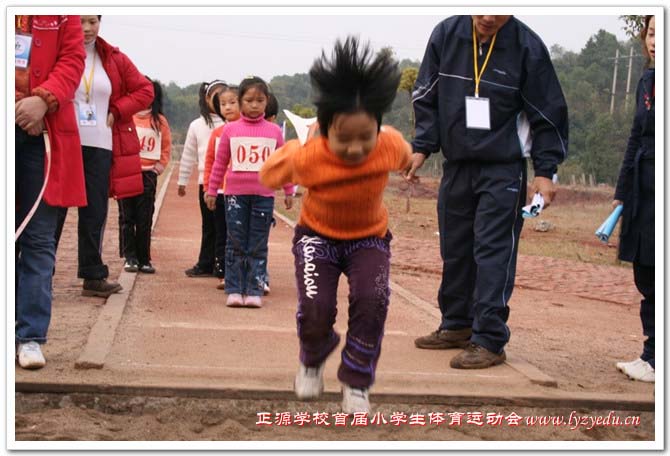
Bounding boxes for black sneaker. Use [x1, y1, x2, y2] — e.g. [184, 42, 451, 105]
[139, 263, 156, 274]
[184, 264, 213, 277]
[124, 258, 139, 273]
[82, 279, 123, 298]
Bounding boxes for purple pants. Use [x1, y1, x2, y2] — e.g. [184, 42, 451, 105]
[292, 225, 392, 389]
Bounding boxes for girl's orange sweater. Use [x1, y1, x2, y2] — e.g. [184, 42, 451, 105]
[203, 124, 226, 193]
[260, 126, 411, 240]
[133, 112, 171, 173]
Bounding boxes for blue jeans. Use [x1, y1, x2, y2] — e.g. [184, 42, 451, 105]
[15, 126, 59, 344]
[225, 195, 274, 296]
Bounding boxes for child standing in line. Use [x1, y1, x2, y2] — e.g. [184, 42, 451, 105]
[177, 80, 227, 278]
[206, 77, 294, 308]
[119, 77, 171, 273]
[259, 37, 410, 414]
[203, 85, 241, 290]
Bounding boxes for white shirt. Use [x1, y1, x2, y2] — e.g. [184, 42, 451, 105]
[178, 115, 224, 186]
[74, 40, 113, 150]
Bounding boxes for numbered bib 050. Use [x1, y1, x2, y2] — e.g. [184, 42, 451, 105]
[230, 137, 276, 172]
[136, 126, 162, 160]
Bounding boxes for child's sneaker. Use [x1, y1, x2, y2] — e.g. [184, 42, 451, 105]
[216, 279, 226, 290]
[123, 258, 139, 273]
[139, 263, 156, 274]
[294, 362, 325, 400]
[341, 384, 370, 414]
[243, 295, 262, 308]
[263, 283, 271, 295]
[616, 357, 644, 374]
[17, 341, 46, 369]
[226, 293, 244, 307]
[622, 360, 655, 383]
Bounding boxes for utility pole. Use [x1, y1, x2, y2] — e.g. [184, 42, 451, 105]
[610, 48, 619, 115]
[624, 46, 634, 111]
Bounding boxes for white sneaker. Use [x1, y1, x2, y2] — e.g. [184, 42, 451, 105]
[17, 341, 46, 369]
[294, 362, 325, 400]
[616, 357, 644, 374]
[623, 360, 655, 383]
[342, 384, 370, 414]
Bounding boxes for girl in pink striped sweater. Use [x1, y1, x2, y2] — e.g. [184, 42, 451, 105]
[206, 76, 293, 308]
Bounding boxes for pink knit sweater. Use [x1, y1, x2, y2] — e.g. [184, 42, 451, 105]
[207, 114, 291, 197]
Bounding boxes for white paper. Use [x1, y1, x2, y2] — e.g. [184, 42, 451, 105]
[522, 192, 545, 218]
[465, 96, 491, 130]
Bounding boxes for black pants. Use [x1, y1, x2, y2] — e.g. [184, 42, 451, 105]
[633, 262, 655, 368]
[118, 171, 158, 265]
[54, 146, 112, 280]
[214, 194, 227, 278]
[196, 184, 216, 272]
[437, 160, 526, 354]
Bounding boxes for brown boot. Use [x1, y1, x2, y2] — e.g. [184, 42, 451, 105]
[82, 279, 122, 298]
[449, 343, 506, 369]
[414, 328, 472, 349]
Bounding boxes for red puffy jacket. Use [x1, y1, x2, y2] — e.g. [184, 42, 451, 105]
[94, 36, 154, 199]
[27, 15, 87, 207]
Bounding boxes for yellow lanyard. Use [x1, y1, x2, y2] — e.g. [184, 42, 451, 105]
[472, 23, 497, 97]
[82, 51, 96, 104]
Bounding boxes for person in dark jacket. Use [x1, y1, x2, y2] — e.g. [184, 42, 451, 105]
[405, 15, 568, 369]
[15, 15, 86, 369]
[54, 15, 154, 298]
[613, 15, 655, 383]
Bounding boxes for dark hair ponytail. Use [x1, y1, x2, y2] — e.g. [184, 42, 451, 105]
[145, 76, 164, 133]
[309, 36, 400, 137]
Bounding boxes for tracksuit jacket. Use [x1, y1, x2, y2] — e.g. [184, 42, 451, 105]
[411, 15, 569, 178]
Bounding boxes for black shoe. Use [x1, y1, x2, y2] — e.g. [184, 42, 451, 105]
[185, 264, 213, 277]
[139, 263, 156, 274]
[82, 279, 123, 298]
[124, 258, 139, 273]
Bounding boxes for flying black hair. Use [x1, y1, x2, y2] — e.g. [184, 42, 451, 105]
[212, 85, 239, 120]
[265, 93, 279, 120]
[309, 36, 400, 137]
[145, 76, 164, 134]
[199, 80, 228, 128]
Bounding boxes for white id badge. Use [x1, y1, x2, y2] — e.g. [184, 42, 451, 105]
[15, 34, 33, 69]
[78, 104, 97, 126]
[465, 96, 491, 130]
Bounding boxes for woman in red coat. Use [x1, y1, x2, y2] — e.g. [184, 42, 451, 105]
[54, 15, 153, 298]
[15, 15, 86, 368]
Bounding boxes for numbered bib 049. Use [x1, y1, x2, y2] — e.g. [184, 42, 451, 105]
[137, 127, 162, 160]
[230, 137, 276, 172]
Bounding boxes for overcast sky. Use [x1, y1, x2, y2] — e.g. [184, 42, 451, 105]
[92, 12, 632, 88]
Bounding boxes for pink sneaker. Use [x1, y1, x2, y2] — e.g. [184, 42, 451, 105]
[243, 295, 262, 308]
[226, 293, 244, 307]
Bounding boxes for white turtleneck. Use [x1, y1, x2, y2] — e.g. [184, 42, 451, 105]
[74, 40, 113, 150]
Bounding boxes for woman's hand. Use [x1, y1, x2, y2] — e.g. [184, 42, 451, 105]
[612, 199, 623, 210]
[15, 96, 48, 133]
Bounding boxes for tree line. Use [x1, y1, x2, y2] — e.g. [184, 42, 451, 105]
[162, 21, 648, 185]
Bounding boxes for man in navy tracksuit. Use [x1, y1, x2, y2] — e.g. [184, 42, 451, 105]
[405, 16, 568, 369]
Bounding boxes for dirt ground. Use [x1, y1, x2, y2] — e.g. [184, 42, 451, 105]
[14, 170, 656, 445]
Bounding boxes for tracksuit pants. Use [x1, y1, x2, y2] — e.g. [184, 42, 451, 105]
[118, 170, 158, 265]
[633, 262, 654, 368]
[437, 160, 527, 354]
